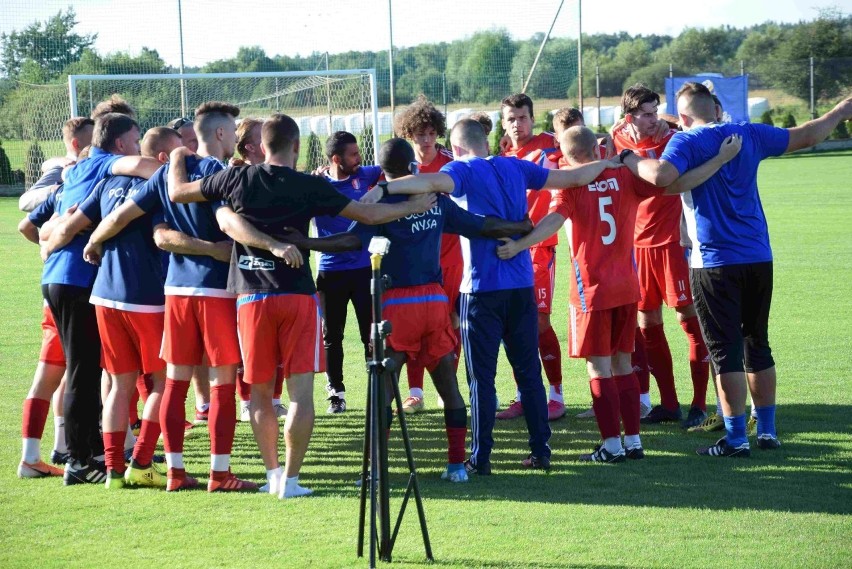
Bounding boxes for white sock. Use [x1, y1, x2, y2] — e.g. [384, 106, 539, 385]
[640, 392, 652, 408]
[166, 452, 184, 469]
[272, 398, 281, 407]
[53, 416, 67, 453]
[515, 389, 522, 402]
[549, 385, 563, 403]
[124, 426, 136, 451]
[602, 437, 623, 454]
[211, 454, 230, 472]
[22, 438, 40, 463]
[197, 402, 210, 413]
[241, 400, 251, 411]
[624, 434, 642, 449]
[266, 467, 283, 495]
[280, 475, 313, 499]
[409, 388, 423, 399]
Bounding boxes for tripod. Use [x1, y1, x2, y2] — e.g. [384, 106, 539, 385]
[357, 241, 433, 567]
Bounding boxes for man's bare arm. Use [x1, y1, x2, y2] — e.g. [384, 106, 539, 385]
[479, 215, 534, 238]
[543, 159, 620, 189]
[277, 227, 362, 253]
[42, 209, 93, 259]
[786, 96, 852, 153]
[495, 212, 566, 260]
[215, 207, 303, 267]
[153, 224, 232, 263]
[18, 217, 40, 244]
[341, 193, 437, 225]
[361, 173, 454, 203]
[111, 155, 162, 179]
[633, 157, 681, 187]
[167, 147, 206, 203]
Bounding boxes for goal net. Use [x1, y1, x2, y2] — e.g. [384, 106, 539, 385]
[68, 69, 380, 169]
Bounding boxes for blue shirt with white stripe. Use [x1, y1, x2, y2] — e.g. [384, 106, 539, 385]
[661, 122, 789, 269]
[440, 155, 549, 293]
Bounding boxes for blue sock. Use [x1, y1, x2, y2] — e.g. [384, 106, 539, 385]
[446, 462, 465, 473]
[755, 405, 776, 438]
[723, 414, 748, 447]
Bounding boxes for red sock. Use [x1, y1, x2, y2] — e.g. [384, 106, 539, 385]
[615, 373, 641, 436]
[632, 328, 650, 394]
[210, 384, 237, 456]
[640, 324, 679, 410]
[589, 377, 621, 440]
[159, 379, 189, 454]
[137, 373, 153, 402]
[680, 316, 710, 411]
[407, 362, 425, 391]
[129, 386, 140, 425]
[236, 368, 250, 402]
[133, 419, 161, 466]
[22, 397, 50, 439]
[273, 367, 284, 400]
[443, 407, 467, 463]
[103, 431, 127, 473]
[538, 325, 563, 389]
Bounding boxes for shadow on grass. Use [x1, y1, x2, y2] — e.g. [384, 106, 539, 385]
[271, 402, 852, 516]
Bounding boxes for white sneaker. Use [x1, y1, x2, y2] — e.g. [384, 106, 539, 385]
[576, 406, 596, 419]
[239, 402, 251, 423]
[436, 395, 445, 409]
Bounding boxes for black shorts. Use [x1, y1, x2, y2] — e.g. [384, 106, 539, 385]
[690, 262, 774, 375]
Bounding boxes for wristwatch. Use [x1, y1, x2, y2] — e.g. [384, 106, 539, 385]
[377, 181, 389, 199]
[618, 149, 635, 163]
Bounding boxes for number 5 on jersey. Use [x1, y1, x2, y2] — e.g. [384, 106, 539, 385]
[598, 196, 616, 245]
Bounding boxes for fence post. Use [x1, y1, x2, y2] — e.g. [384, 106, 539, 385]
[809, 56, 816, 120]
[595, 64, 601, 128]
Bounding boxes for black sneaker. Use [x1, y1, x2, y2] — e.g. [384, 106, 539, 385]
[681, 406, 707, 429]
[63, 458, 107, 485]
[624, 446, 645, 460]
[697, 437, 751, 457]
[640, 404, 683, 424]
[327, 395, 346, 414]
[521, 454, 551, 470]
[123, 448, 165, 464]
[51, 450, 70, 465]
[756, 435, 781, 450]
[463, 459, 492, 476]
[579, 446, 626, 463]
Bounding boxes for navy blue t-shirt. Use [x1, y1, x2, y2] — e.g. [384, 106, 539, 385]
[315, 165, 382, 271]
[78, 175, 165, 310]
[133, 156, 232, 297]
[350, 194, 486, 288]
[28, 187, 61, 228]
[440, 155, 549, 293]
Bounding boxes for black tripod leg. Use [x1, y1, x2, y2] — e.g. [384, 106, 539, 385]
[357, 364, 373, 558]
[369, 365, 381, 568]
[378, 370, 392, 562]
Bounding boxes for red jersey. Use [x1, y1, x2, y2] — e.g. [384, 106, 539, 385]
[419, 148, 460, 268]
[502, 132, 559, 247]
[612, 129, 681, 247]
[549, 167, 661, 312]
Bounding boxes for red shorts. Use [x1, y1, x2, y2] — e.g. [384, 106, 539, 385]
[95, 306, 166, 375]
[162, 295, 241, 367]
[237, 293, 324, 384]
[441, 261, 463, 314]
[39, 304, 65, 366]
[568, 303, 638, 358]
[531, 245, 556, 314]
[383, 283, 457, 370]
[636, 242, 692, 311]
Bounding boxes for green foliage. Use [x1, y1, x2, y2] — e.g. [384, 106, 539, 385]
[24, 141, 45, 187]
[781, 112, 798, 128]
[831, 120, 850, 139]
[445, 30, 516, 104]
[760, 111, 775, 126]
[359, 125, 375, 165]
[0, 7, 96, 80]
[0, 141, 14, 184]
[538, 111, 554, 134]
[304, 132, 323, 173]
[491, 116, 506, 156]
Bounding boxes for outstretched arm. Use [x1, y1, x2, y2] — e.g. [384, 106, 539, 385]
[275, 227, 362, 253]
[341, 193, 437, 225]
[495, 211, 566, 260]
[111, 155, 162, 179]
[361, 174, 454, 203]
[42, 209, 93, 260]
[479, 215, 534, 239]
[543, 159, 621, 189]
[153, 225, 232, 263]
[167, 147, 206, 203]
[215, 206, 303, 268]
[786, 96, 852, 153]
[82, 200, 147, 264]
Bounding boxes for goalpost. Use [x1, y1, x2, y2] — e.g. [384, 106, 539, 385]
[67, 69, 381, 165]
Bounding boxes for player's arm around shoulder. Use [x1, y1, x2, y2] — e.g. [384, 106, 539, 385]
[112, 155, 162, 180]
[496, 211, 566, 260]
[342, 193, 437, 225]
[544, 158, 622, 189]
[167, 147, 206, 203]
[785, 95, 852, 153]
[661, 135, 742, 195]
[360, 173, 454, 204]
[41, 207, 93, 261]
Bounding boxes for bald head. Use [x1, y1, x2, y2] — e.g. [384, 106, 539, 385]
[676, 82, 717, 127]
[559, 126, 598, 165]
[450, 118, 489, 157]
[141, 127, 183, 161]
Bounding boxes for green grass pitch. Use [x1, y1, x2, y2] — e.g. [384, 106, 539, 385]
[0, 150, 850, 568]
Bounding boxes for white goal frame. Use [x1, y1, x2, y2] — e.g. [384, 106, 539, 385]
[67, 69, 380, 157]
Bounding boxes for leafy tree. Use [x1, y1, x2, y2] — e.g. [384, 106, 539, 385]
[446, 31, 515, 104]
[0, 8, 96, 79]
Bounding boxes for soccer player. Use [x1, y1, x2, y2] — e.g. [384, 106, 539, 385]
[167, 117, 199, 153]
[91, 94, 136, 120]
[17, 188, 68, 477]
[85, 102, 248, 491]
[40, 111, 162, 485]
[364, 119, 621, 472]
[44, 127, 184, 488]
[314, 131, 382, 414]
[167, 112, 438, 498]
[630, 83, 852, 457]
[468, 111, 493, 136]
[496, 126, 740, 461]
[613, 84, 713, 428]
[395, 96, 458, 413]
[496, 94, 565, 422]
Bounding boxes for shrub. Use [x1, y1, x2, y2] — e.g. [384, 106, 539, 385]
[781, 113, 797, 128]
[304, 132, 323, 173]
[491, 116, 506, 155]
[831, 120, 849, 140]
[25, 141, 45, 188]
[359, 125, 375, 165]
[0, 141, 14, 185]
[760, 111, 774, 126]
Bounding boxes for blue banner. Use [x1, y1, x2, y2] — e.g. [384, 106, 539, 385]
[665, 75, 749, 123]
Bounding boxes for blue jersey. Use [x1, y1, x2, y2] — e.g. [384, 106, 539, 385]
[78, 176, 165, 311]
[441, 156, 549, 293]
[41, 147, 121, 287]
[315, 166, 382, 271]
[28, 187, 60, 228]
[350, 194, 486, 288]
[133, 156, 233, 297]
[661, 122, 789, 268]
